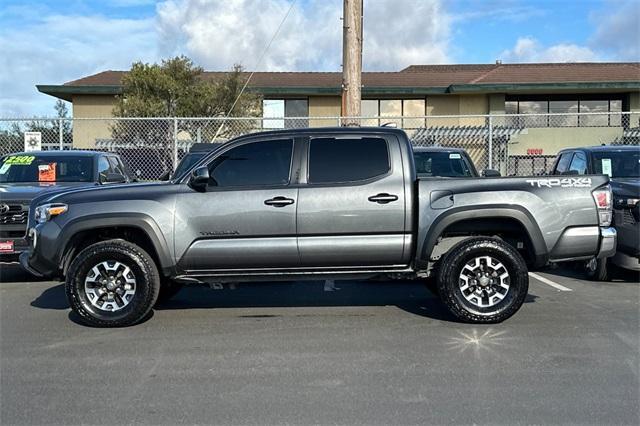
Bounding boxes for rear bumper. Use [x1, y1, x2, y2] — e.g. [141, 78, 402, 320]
[596, 227, 617, 259]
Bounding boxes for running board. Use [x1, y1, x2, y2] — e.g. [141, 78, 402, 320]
[174, 266, 414, 284]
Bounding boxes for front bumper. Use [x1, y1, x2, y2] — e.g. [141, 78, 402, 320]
[596, 227, 617, 259]
[0, 237, 29, 261]
[19, 223, 62, 278]
[611, 251, 640, 272]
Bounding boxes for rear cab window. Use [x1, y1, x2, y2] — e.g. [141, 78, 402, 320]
[307, 137, 390, 184]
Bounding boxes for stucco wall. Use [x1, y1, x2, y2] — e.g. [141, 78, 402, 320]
[71, 95, 117, 148]
[508, 127, 624, 156]
[308, 96, 341, 126]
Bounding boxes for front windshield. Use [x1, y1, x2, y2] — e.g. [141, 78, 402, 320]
[0, 154, 94, 183]
[592, 150, 640, 178]
[414, 151, 474, 177]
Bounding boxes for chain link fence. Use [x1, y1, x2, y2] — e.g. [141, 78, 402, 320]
[1, 112, 638, 179]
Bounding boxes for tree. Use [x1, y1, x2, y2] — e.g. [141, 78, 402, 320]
[112, 56, 261, 144]
[0, 100, 72, 155]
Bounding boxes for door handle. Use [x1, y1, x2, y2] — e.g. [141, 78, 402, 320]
[264, 196, 295, 207]
[368, 193, 399, 204]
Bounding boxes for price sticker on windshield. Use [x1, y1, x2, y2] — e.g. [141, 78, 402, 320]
[449, 153, 461, 159]
[38, 163, 56, 182]
[3, 155, 35, 165]
[601, 159, 612, 177]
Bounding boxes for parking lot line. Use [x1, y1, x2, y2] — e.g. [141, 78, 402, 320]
[528, 272, 573, 292]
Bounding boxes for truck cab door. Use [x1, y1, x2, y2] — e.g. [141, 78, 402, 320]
[296, 134, 409, 267]
[174, 138, 300, 271]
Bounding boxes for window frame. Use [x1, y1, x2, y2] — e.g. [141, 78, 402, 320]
[204, 137, 296, 190]
[304, 135, 393, 186]
[568, 151, 588, 175]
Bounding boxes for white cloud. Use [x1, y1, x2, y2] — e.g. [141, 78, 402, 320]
[0, 14, 158, 116]
[499, 36, 599, 63]
[590, 0, 640, 61]
[156, 0, 452, 71]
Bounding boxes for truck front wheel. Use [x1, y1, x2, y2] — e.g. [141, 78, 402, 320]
[65, 240, 160, 327]
[436, 237, 529, 323]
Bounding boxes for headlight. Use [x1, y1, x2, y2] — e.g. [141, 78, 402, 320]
[34, 203, 68, 224]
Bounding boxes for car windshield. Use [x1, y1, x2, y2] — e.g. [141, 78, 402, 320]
[592, 150, 640, 178]
[414, 151, 474, 177]
[0, 154, 94, 183]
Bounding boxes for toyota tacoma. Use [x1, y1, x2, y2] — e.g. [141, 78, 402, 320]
[20, 128, 616, 326]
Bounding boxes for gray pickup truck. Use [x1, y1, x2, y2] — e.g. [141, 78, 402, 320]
[21, 128, 616, 327]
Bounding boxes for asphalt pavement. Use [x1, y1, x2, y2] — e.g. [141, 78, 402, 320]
[1, 263, 639, 425]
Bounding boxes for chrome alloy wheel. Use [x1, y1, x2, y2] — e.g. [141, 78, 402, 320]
[84, 261, 137, 312]
[458, 256, 510, 308]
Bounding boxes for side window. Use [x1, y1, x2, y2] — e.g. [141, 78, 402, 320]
[568, 152, 588, 175]
[98, 156, 110, 180]
[308, 137, 390, 183]
[208, 139, 293, 187]
[554, 152, 573, 175]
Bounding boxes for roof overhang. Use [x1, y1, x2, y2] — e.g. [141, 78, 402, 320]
[36, 85, 122, 101]
[448, 81, 640, 94]
[37, 81, 640, 101]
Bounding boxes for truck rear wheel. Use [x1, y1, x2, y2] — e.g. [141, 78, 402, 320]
[65, 240, 160, 327]
[436, 237, 528, 323]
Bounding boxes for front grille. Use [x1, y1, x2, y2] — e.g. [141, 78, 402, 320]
[0, 202, 28, 237]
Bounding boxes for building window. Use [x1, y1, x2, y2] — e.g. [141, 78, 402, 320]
[360, 99, 426, 128]
[549, 100, 578, 127]
[262, 99, 308, 129]
[403, 99, 426, 128]
[506, 96, 624, 128]
[361, 99, 379, 126]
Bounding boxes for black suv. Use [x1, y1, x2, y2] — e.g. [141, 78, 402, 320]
[551, 145, 640, 279]
[0, 151, 133, 261]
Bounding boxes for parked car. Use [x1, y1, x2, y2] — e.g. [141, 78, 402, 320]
[0, 151, 133, 261]
[21, 128, 614, 327]
[551, 145, 639, 280]
[159, 143, 218, 181]
[412, 146, 501, 178]
[413, 147, 479, 178]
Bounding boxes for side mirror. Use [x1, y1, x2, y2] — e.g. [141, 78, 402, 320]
[482, 169, 501, 177]
[158, 170, 171, 181]
[188, 166, 209, 192]
[100, 172, 127, 184]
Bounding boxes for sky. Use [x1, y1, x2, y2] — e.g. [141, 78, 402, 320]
[0, 0, 638, 117]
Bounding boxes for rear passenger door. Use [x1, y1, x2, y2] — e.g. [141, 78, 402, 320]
[296, 134, 408, 267]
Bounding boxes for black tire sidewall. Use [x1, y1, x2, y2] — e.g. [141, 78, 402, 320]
[66, 241, 159, 326]
[438, 238, 529, 322]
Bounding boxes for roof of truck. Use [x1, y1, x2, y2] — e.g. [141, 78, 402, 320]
[2, 150, 106, 158]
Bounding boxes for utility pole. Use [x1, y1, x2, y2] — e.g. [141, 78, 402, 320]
[341, 0, 363, 126]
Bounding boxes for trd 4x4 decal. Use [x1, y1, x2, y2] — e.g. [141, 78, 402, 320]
[526, 177, 592, 188]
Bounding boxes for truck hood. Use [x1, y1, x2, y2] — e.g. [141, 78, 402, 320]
[0, 182, 96, 202]
[40, 181, 178, 206]
[610, 178, 640, 199]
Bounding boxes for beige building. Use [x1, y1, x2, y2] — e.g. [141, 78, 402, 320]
[38, 62, 640, 164]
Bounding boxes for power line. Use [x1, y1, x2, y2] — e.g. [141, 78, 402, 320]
[212, 0, 297, 141]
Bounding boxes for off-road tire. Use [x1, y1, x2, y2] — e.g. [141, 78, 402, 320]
[436, 237, 529, 323]
[585, 257, 609, 281]
[66, 239, 160, 327]
[156, 279, 183, 305]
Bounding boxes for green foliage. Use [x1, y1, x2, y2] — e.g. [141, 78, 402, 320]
[113, 57, 261, 118]
[111, 57, 262, 149]
[0, 100, 72, 155]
